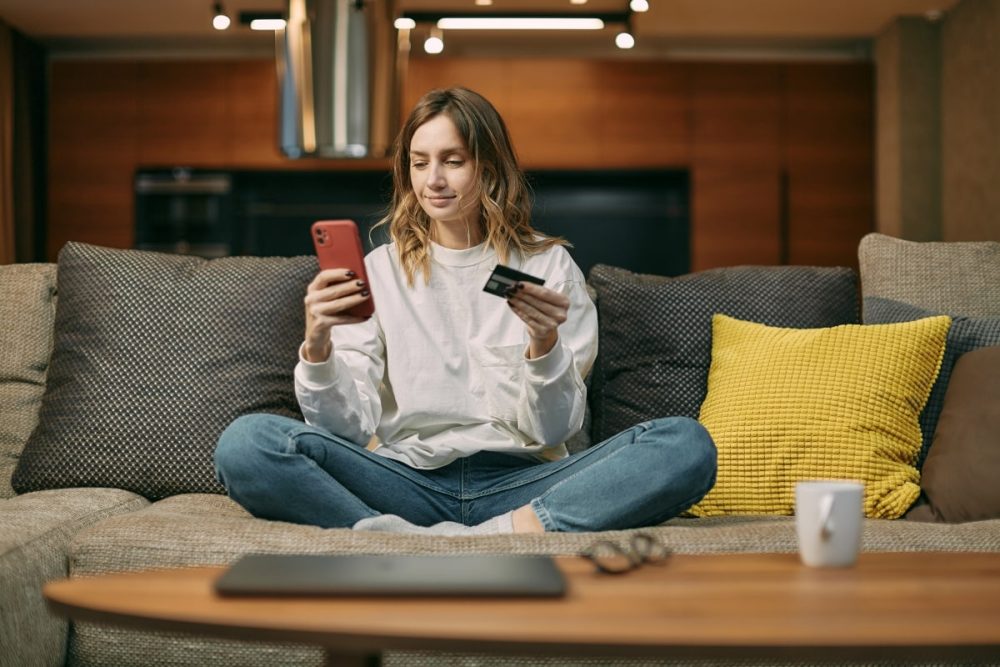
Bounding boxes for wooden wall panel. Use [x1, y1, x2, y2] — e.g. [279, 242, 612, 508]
[47, 58, 286, 258]
[784, 63, 874, 169]
[47, 57, 874, 270]
[48, 171, 137, 250]
[592, 61, 690, 168]
[689, 64, 783, 269]
[402, 58, 605, 168]
[691, 64, 783, 169]
[784, 64, 875, 268]
[691, 166, 782, 270]
[787, 168, 873, 267]
[504, 60, 603, 167]
[137, 61, 232, 166]
[227, 60, 285, 166]
[48, 61, 139, 256]
[403, 58, 691, 168]
[403, 58, 513, 119]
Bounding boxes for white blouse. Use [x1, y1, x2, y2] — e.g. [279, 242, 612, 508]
[294, 240, 598, 470]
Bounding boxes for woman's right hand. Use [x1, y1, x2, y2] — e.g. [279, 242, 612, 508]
[303, 268, 371, 363]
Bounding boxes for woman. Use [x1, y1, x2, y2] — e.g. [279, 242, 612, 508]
[214, 87, 716, 534]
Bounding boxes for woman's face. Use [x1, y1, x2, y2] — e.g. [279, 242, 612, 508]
[409, 114, 480, 234]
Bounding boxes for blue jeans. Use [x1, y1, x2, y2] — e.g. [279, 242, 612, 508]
[214, 414, 716, 532]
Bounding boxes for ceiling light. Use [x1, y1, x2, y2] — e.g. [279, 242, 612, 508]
[424, 28, 444, 54]
[397, 11, 631, 41]
[436, 17, 605, 30]
[251, 18, 287, 30]
[475, 0, 494, 5]
[239, 11, 286, 31]
[615, 31, 635, 49]
[212, 2, 231, 30]
[630, 0, 649, 12]
[570, 0, 588, 5]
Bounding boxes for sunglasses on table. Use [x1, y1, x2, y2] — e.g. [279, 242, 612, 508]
[580, 532, 671, 575]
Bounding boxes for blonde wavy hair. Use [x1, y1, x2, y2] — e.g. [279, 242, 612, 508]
[374, 87, 566, 285]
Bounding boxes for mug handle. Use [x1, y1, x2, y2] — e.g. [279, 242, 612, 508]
[819, 493, 835, 539]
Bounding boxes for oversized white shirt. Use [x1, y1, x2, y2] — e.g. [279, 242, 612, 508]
[294, 240, 598, 469]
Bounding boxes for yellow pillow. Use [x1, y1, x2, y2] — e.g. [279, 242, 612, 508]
[690, 313, 951, 519]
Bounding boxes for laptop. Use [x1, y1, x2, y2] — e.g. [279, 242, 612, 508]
[214, 553, 567, 598]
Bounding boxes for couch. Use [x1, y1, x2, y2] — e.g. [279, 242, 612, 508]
[2, 233, 999, 667]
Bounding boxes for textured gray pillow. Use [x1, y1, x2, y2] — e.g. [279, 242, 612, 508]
[0, 264, 57, 498]
[587, 264, 859, 443]
[859, 233, 1000, 317]
[864, 297, 1000, 468]
[12, 243, 316, 500]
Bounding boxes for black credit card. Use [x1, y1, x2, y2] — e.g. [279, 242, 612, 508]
[483, 264, 545, 297]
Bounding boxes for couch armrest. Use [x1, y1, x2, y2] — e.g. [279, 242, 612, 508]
[0, 488, 148, 667]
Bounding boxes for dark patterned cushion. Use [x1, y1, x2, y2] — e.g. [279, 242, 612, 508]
[587, 264, 859, 443]
[863, 296, 1000, 468]
[12, 243, 316, 500]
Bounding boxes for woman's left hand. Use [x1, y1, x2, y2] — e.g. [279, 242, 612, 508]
[506, 282, 570, 359]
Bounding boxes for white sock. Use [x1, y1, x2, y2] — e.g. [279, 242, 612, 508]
[353, 511, 514, 535]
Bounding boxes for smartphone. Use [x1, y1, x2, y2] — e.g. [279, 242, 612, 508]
[311, 219, 374, 319]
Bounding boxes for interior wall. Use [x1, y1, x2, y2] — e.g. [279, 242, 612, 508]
[0, 21, 14, 264]
[47, 57, 873, 271]
[875, 26, 903, 240]
[876, 0, 1000, 243]
[405, 58, 874, 271]
[875, 18, 942, 241]
[941, 0, 1000, 241]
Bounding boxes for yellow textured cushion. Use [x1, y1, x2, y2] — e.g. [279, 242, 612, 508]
[690, 313, 951, 519]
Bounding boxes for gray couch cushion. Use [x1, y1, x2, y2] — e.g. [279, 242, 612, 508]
[72, 494, 1000, 572]
[0, 487, 147, 667]
[858, 232, 1000, 317]
[0, 263, 56, 499]
[12, 243, 317, 500]
[864, 297, 1000, 467]
[587, 264, 859, 442]
[65, 494, 1000, 667]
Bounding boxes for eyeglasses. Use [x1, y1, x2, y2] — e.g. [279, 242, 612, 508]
[580, 532, 671, 575]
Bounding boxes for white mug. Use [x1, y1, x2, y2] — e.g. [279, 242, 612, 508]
[795, 480, 864, 567]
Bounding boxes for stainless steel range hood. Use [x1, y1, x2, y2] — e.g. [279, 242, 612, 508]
[278, 0, 395, 159]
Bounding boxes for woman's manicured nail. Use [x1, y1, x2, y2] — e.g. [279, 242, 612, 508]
[361, 290, 370, 297]
[356, 280, 366, 287]
[346, 271, 356, 278]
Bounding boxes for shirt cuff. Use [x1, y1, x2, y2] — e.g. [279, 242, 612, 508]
[524, 341, 571, 383]
[296, 342, 337, 387]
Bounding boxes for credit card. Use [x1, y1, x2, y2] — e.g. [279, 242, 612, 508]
[483, 264, 545, 297]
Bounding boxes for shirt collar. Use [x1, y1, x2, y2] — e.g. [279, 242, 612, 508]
[429, 240, 497, 268]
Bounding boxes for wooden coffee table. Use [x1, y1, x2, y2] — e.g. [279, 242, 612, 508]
[44, 552, 1000, 666]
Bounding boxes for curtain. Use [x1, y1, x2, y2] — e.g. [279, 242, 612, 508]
[0, 19, 46, 264]
[0, 21, 14, 264]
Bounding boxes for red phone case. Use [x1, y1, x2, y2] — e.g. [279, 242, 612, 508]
[311, 219, 374, 319]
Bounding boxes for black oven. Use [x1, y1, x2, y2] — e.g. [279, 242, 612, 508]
[133, 167, 688, 277]
[134, 168, 234, 258]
